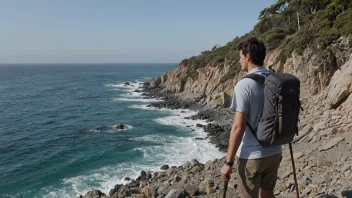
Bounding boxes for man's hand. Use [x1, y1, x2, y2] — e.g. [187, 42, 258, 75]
[221, 164, 232, 181]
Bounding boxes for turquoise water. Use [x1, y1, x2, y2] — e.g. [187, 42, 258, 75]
[0, 64, 224, 198]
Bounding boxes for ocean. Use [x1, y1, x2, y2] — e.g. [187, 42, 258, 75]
[0, 64, 225, 198]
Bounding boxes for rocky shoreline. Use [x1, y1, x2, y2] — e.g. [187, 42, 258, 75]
[142, 87, 234, 153]
[79, 83, 352, 198]
[78, 85, 236, 198]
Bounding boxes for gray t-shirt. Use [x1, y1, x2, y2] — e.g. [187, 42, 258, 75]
[230, 67, 282, 159]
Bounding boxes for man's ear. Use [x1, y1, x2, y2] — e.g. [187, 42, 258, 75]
[246, 53, 251, 62]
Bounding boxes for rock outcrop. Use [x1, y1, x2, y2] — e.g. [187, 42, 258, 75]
[148, 37, 352, 112]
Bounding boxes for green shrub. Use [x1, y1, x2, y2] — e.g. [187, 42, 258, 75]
[334, 8, 352, 35]
[260, 27, 287, 50]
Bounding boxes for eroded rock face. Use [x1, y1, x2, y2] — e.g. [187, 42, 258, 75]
[149, 37, 351, 110]
[268, 37, 351, 99]
[325, 54, 352, 108]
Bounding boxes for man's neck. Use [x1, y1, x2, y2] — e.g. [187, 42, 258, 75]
[247, 63, 261, 73]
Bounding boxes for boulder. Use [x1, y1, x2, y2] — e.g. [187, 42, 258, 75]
[196, 123, 203, 127]
[326, 54, 352, 108]
[83, 190, 105, 198]
[161, 165, 169, 170]
[165, 187, 189, 198]
[116, 124, 126, 129]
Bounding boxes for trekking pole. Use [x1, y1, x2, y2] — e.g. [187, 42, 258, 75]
[289, 143, 300, 198]
[222, 181, 228, 198]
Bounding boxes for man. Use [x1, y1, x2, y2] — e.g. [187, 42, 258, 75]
[221, 38, 282, 198]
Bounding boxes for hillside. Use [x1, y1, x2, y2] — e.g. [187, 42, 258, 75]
[148, 0, 352, 111]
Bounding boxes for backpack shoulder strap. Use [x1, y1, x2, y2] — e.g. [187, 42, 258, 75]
[243, 73, 265, 84]
[242, 73, 266, 139]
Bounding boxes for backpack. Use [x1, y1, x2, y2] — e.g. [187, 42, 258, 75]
[243, 68, 302, 146]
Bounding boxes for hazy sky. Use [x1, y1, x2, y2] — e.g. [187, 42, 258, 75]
[0, 0, 277, 63]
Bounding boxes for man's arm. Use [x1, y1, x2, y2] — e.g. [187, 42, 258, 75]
[221, 111, 247, 181]
[226, 111, 247, 163]
[222, 80, 249, 181]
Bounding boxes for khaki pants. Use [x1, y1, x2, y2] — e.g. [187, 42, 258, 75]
[236, 153, 282, 198]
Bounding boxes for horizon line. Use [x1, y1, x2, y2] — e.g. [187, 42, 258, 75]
[0, 62, 179, 65]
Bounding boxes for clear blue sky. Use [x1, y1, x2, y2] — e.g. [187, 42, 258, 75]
[0, 0, 277, 63]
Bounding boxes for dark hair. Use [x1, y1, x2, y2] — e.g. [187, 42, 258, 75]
[237, 37, 266, 66]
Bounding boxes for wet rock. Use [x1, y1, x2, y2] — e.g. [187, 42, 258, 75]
[182, 161, 190, 168]
[195, 137, 206, 140]
[190, 159, 199, 164]
[196, 124, 203, 127]
[204, 123, 224, 135]
[161, 165, 169, 170]
[115, 124, 127, 129]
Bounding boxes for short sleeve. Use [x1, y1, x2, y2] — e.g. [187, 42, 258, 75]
[229, 80, 250, 115]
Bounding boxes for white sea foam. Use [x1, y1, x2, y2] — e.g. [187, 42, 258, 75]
[105, 81, 144, 91]
[39, 79, 224, 198]
[129, 134, 174, 143]
[40, 107, 224, 197]
[114, 98, 163, 103]
[52, 133, 223, 196]
[128, 104, 150, 109]
[106, 80, 164, 104]
[130, 134, 224, 165]
[87, 129, 101, 133]
[121, 91, 144, 98]
[39, 121, 224, 198]
[41, 162, 159, 198]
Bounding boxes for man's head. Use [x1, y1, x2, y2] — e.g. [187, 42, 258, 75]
[237, 37, 266, 72]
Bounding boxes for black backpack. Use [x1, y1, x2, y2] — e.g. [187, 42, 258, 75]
[243, 68, 302, 146]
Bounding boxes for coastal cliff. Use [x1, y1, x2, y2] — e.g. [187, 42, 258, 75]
[148, 36, 352, 113]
